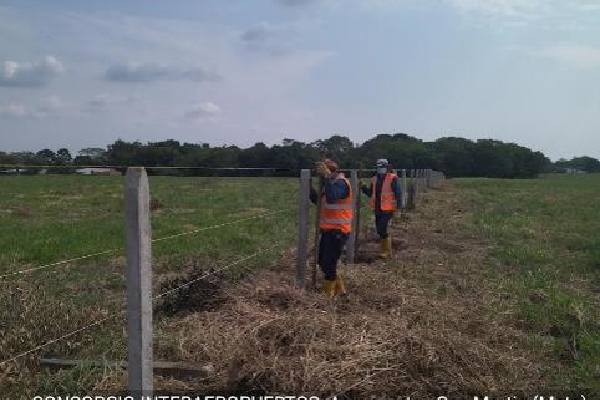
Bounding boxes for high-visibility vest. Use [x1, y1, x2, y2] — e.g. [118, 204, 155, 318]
[319, 173, 353, 234]
[370, 173, 398, 211]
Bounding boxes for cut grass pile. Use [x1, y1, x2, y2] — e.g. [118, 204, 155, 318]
[98, 183, 545, 397]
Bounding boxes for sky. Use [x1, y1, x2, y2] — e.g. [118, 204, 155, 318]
[1, 0, 599, 161]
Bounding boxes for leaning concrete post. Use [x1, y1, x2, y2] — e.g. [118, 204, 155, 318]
[346, 170, 358, 264]
[297, 169, 311, 288]
[125, 168, 153, 398]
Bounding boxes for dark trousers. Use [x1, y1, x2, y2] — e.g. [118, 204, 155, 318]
[375, 212, 393, 239]
[318, 231, 347, 281]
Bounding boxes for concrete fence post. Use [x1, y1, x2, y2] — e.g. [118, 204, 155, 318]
[427, 169, 432, 189]
[401, 169, 407, 209]
[297, 169, 311, 288]
[407, 169, 416, 210]
[125, 167, 153, 398]
[346, 169, 358, 264]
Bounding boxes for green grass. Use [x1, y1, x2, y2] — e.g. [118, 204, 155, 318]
[0, 175, 299, 270]
[0, 174, 301, 396]
[456, 173, 600, 392]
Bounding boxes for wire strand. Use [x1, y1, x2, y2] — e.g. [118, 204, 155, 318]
[0, 165, 291, 170]
[154, 243, 282, 301]
[0, 249, 119, 280]
[151, 210, 291, 243]
[0, 312, 122, 367]
[0, 243, 286, 366]
[0, 209, 294, 280]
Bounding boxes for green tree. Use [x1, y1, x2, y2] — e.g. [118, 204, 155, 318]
[55, 148, 72, 165]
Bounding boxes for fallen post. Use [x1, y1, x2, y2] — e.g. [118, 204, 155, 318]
[40, 359, 213, 380]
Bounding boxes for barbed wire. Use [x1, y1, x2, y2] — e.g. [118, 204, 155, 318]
[0, 209, 294, 280]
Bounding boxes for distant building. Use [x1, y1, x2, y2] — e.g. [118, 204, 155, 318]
[75, 167, 122, 176]
[564, 168, 586, 174]
[1, 168, 48, 174]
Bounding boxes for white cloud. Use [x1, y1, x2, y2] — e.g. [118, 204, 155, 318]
[536, 43, 600, 68]
[0, 95, 66, 119]
[447, 0, 539, 18]
[37, 95, 63, 112]
[0, 56, 64, 87]
[0, 104, 29, 118]
[184, 102, 221, 119]
[105, 61, 221, 83]
[444, 0, 600, 29]
[0, 8, 333, 150]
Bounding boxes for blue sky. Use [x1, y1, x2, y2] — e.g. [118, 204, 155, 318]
[1, 0, 599, 160]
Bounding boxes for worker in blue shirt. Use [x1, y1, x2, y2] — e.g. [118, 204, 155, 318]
[361, 159, 401, 259]
[310, 159, 352, 298]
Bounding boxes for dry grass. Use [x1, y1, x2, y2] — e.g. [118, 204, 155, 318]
[99, 184, 546, 397]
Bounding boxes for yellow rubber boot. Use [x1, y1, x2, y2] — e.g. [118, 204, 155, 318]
[322, 279, 336, 299]
[380, 237, 392, 259]
[334, 274, 346, 296]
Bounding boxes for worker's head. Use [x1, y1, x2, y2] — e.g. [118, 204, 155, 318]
[324, 158, 338, 173]
[376, 159, 388, 176]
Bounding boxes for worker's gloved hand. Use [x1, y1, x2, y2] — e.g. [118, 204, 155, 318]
[315, 161, 331, 179]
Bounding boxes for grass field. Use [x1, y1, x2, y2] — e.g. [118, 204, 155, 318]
[456, 174, 600, 391]
[0, 174, 301, 396]
[1, 173, 599, 396]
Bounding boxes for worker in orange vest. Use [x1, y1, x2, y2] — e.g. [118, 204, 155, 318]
[361, 159, 401, 259]
[310, 158, 353, 298]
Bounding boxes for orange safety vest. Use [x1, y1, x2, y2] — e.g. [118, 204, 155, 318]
[319, 173, 353, 234]
[370, 173, 398, 212]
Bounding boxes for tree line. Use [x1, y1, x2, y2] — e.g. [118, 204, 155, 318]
[0, 133, 596, 178]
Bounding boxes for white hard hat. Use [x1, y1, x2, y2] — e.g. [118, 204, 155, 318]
[376, 159, 389, 167]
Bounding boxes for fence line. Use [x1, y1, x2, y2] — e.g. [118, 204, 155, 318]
[296, 168, 446, 287]
[0, 243, 287, 368]
[0, 313, 123, 367]
[2, 166, 445, 395]
[154, 243, 283, 301]
[0, 165, 291, 171]
[151, 209, 292, 243]
[0, 209, 294, 280]
[0, 248, 119, 280]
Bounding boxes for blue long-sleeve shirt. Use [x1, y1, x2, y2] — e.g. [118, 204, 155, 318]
[310, 174, 349, 204]
[361, 173, 401, 213]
